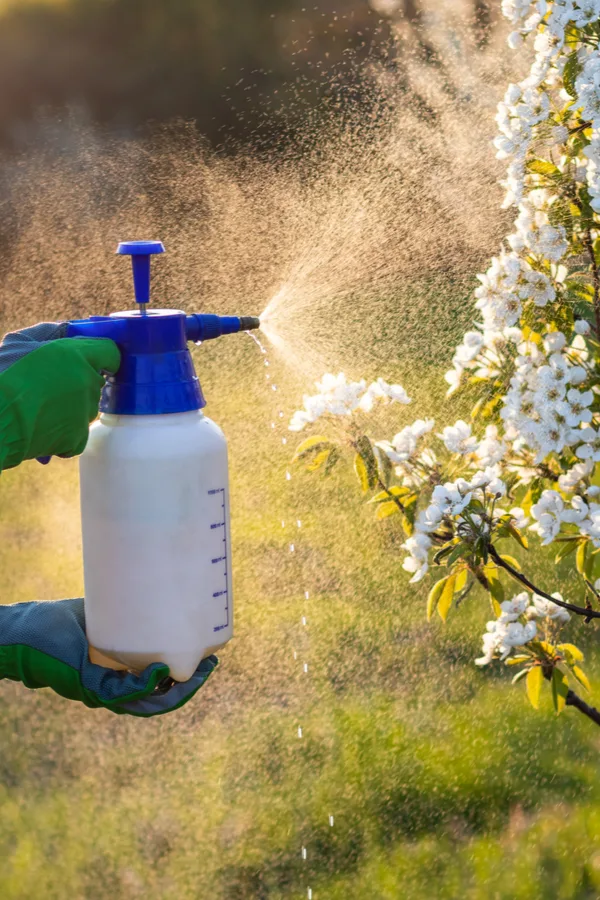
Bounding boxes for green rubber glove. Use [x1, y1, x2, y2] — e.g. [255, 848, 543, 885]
[0, 599, 219, 717]
[0, 329, 120, 471]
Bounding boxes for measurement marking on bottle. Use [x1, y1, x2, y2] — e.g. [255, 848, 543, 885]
[209, 487, 230, 632]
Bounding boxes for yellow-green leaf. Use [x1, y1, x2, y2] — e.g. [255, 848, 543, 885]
[307, 449, 331, 472]
[572, 665, 591, 692]
[526, 666, 543, 709]
[508, 523, 528, 550]
[506, 655, 531, 666]
[427, 577, 448, 622]
[376, 501, 400, 520]
[437, 574, 457, 623]
[354, 453, 369, 492]
[454, 569, 468, 593]
[293, 435, 331, 461]
[552, 668, 569, 715]
[500, 554, 521, 571]
[576, 540, 589, 576]
[557, 643, 584, 664]
[369, 486, 411, 503]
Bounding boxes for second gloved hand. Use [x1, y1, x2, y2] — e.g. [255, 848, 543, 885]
[0, 322, 120, 471]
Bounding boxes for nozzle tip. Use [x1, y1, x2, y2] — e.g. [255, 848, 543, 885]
[239, 316, 261, 331]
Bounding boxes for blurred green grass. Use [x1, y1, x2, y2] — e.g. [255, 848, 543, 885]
[2, 304, 600, 899]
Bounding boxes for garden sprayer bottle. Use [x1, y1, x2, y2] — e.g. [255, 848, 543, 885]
[66, 240, 259, 681]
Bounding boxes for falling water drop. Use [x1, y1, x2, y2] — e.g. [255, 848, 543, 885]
[282, 437, 287, 445]
[307, 889, 312, 900]
[290, 543, 295, 553]
[302, 616, 307, 626]
[286, 471, 292, 481]
[305, 591, 310, 600]
[329, 815, 334, 827]
[297, 519, 302, 527]
[282, 520, 286, 527]
[303, 663, 308, 673]
[302, 847, 307, 860]
[298, 726, 303, 738]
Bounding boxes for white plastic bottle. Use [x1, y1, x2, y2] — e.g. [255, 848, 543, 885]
[66, 240, 259, 683]
[80, 410, 233, 682]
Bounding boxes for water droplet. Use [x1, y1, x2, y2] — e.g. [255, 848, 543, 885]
[296, 519, 302, 528]
[266, 374, 271, 380]
[301, 616, 307, 626]
[264, 360, 270, 367]
[298, 726, 303, 738]
[302, 847, 307, 860]
[303, 663, 308, 673]
[289, 543, 295, 553]
[271, 384, 278, 391]
[307, 889, 312, 899]
[305, 591, 310, 600]
[282, 437, 287, 445]
[279, 411, 284, 418]
[293, 650, 297, 660]
[329, 815, 334, 827]
[286, 471, 292, 481]
[271, 422, 276, 429]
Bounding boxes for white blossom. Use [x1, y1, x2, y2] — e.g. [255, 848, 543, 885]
[439, 420, 479, 455]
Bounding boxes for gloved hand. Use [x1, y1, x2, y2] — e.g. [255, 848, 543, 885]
[0, 599, 218, 716]
[0, 321, 120, 471]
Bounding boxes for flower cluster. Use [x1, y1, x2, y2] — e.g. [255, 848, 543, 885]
[475, 589, 569, 666]
[289, 373, 410, 432]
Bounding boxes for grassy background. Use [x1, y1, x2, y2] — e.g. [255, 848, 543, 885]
[2, 285, 600, 900]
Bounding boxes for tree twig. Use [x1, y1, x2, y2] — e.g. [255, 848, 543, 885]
[566, 689, 600, 726]
[488, 544, 600, 622]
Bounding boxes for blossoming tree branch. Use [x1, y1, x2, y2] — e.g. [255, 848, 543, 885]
[289, 0, 600, 727]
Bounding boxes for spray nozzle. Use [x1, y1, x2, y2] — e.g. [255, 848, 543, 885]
[117, 240, 165, 314]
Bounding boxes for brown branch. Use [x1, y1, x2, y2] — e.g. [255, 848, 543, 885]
[566, 689, 600, 726]
[488, 545, 600, 622]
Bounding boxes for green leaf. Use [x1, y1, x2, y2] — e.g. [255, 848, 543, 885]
[557, 642, 584, 664]
[376, 501, 400, 520]
[402, 496, 417, 537]
[526, 666, 543, 709]
[526, 158, 562, 178]
[555, 541, 578, 564]
[508, 523, 529, 550]
[307, 449, 331, 472]
[437, 573, 457, 623]
[374, 445, 393, 488]
[293, 435, 331, 462]
[563, 50, 582, 99]
[324, 446, 341, 475]
[506, 655, 531, 665]
[447, 544, 467, 567]
[427, 577, 448, 622]
[572, 665, 591, 693]
[552, 668, 569, 715]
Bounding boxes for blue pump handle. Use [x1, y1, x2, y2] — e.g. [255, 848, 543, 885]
[117, 240, 165, 306]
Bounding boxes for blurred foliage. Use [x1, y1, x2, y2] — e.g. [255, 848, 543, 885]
[0, 0, 391, 151]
